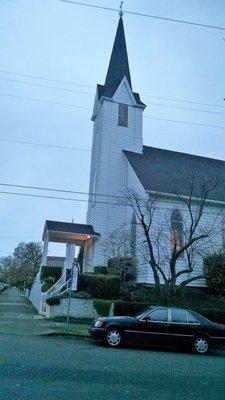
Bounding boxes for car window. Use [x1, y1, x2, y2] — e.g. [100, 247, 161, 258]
[148, 309, 168, 322]
[171, 309, 187, 323]
[187, 312, 199, 324]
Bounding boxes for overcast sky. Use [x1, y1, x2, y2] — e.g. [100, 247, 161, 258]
[0, 0, 225, 257]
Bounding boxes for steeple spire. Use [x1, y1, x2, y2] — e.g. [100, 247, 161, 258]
[104, 16, 132, 97]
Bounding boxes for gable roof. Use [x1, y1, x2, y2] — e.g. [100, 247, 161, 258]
[123, 146, 225, 202]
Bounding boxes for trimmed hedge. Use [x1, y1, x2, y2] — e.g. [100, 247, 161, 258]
[40, 266, 62, 282]
[77, 273, 121, 299]
[46, 296, 60, 306]
[93, 299, 112, 317]
[203, 253, 225, 295]
[94, 266, 108, 275]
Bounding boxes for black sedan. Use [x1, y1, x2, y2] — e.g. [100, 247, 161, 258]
[90, 306, 225, 354]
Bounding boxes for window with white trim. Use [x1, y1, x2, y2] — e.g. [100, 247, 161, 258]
[118, 103, 128, 127]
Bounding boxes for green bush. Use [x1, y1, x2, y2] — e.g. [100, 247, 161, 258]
[93, 299, 112, 317]
[108, 257, 137, 282]
[40, 266, 62, 282]
[46, 296, 60, 306]
[44, 276, 55, 284]
[94, 266, 108, 275]
[41, 282, 53, 293]
[203, 253, 225, 295]
[114, 301, 150, 316]
[77, 273, 121, 299]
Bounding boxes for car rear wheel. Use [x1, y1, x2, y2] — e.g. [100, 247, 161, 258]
[193, 336, 210, 355]
[105, 328, 123, 348]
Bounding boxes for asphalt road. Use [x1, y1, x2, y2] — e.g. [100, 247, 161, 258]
[0, 334, 225, 400]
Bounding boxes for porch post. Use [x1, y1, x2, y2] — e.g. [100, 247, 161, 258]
[36, 232, 49, 281]
[41, 232, 49, 266]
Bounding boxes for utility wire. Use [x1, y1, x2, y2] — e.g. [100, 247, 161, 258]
[147, 102, 225, 116]
[0, 138, 90, 152]
[0, 77, 92, 95]
[1, 93, 225, 127]
[145, 117, 225, 130]
[0, 183, 224, 216]
[1, 70, 224, 110]
[60, 0, 225, 31]
[0, 93, 90, 109]
[0, 69, 94, 88]
[0, 182, 122, 198]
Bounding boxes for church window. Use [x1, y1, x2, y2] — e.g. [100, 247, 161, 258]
[171, 209, 183, 253]
[118, 103, 128, 127]
[221, 217, 225, 248]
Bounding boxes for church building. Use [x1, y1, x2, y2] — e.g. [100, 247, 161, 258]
[83, 15, 225, 287]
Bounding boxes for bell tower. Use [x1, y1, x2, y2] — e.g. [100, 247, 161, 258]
[84, 16, 146, 269]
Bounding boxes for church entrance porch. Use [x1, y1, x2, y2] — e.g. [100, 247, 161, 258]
[29, 220, 100, 315]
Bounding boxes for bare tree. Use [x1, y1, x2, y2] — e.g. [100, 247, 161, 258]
[104, 229, 136, 282]
[121, 178, 220, 303]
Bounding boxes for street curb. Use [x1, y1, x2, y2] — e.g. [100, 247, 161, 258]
[43, 331, 90, 338]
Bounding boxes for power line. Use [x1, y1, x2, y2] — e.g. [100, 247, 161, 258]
[0, 138, 90, 152]
[142, 94, 225, 110]
[0, 183, 224, 216]
[1, 70, 224, 110]
[0, 182, 122, 198]
[0, 69, 94, 88]
[1, 92, 225, 128]
[145, 117, 225, 130]
[60, 0, 225, 31]
[0, 93, 90, 109]
[0, 190, 115, 205]
[147, 102, 225, 116]
[0, 77, 93, 95]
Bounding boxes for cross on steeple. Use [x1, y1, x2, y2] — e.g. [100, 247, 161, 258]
[119, 1, 124, 18]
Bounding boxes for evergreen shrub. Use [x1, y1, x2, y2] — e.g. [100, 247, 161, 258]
[77, 273, 121, 299]
[40, 266, 62, 282]
[93, 299, 112, 317]
[46, 296, 60, 306]
[94, 266, 108, 275]
[203, 253, 225, 295]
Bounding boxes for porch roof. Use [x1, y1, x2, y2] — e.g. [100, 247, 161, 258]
[42, 220, 100, 244]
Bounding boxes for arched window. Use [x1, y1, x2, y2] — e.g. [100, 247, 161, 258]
[171, 209, 183, 253]
[221, 217, 225, 248]
[130, 212, 136, 257]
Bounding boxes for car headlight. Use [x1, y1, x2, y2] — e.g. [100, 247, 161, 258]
[94, 320, 104, 328]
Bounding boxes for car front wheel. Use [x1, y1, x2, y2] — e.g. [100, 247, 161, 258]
[105, 328, 123, 348]
[193, 336, 210, 355]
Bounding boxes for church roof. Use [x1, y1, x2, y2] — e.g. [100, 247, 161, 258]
[123, 146, 225, 203]
[43, 220, 100, 238]
[96, 18, 145, 107]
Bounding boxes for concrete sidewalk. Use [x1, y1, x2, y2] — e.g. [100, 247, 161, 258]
[0, 287, 90, 337]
